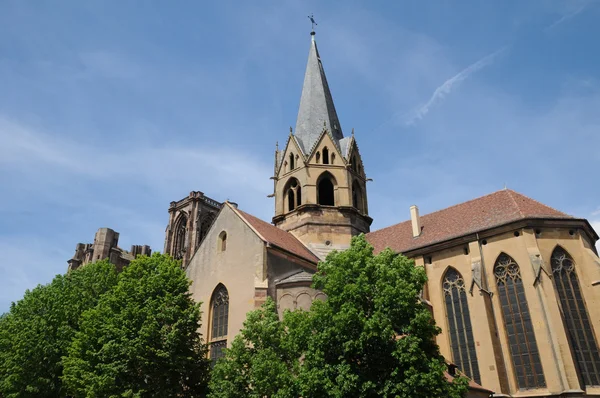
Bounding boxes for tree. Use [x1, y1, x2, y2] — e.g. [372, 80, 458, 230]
[62, 253, 209, 397]
[208, 298, 301, 398]
[208, 235, 468, 398]
[297, 235, 468, 398]
[0, 260, 118, 397]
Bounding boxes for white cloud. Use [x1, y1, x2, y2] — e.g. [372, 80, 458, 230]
[403, 47, 508, 125]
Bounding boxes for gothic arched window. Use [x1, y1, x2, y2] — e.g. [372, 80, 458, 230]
[196, 213, 215, 247]
[174, 214, 188, 260]
[316, 151, 320, 164]
[285, 178, 301, 212]
[322, 147, 329, 165]
[551, 247, 600, 386]
[317, 173, 335, 206]
[289, 153, 295, 170]
[210, 284, 229, 365]
[494, 253, 545, 389]
[352, 180, 364, 213]
[443, 268, 481, 384]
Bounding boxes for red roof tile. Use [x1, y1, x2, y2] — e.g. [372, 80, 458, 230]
[235, 208, 320, 264]
[366, 189, 572, 254]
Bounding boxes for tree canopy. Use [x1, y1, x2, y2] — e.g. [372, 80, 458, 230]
[209, 235, 468, 398]
[0, 260, 118, 397]
[62, 253, 209, 397]
[0, 253, 210, 398]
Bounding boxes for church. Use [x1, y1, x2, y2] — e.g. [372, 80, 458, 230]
[163, 31, 600, 397]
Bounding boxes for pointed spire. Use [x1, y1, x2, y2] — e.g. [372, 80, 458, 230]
[294, 32, 343, 155]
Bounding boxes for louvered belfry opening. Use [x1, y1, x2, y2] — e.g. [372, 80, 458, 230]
[494, 253, 545, 389]
[551, 247, 600, 386]
[443, 268, 481, 384]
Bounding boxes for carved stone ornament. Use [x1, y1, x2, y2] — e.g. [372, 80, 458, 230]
[469, 260, 483, 295]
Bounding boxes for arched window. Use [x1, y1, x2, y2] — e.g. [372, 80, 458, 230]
[196, 213, 215, 247]
[210, 284, 229, 365]
[289, 153, 295, 170]
[316, 152, 320, 164]
[443, 268, 481, 384]
[352, 180, 364, 213]
[551, 247, 600, 386]
[218, 231, 227, 252]
[285, 178, 301, 212]
[322, 147, 329, 164]
[317, 173, 335, 206]
[331, 153, 335, 164]
[494, 253, 545, 389]
[174, 214, 188, 260]
[352, 156, 357, 172]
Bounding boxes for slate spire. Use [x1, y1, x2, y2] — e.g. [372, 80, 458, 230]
[294, 31, 344, 154]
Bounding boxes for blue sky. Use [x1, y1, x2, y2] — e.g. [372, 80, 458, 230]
[1, 1, 600, 312]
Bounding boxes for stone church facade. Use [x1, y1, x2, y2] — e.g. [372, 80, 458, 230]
[69, 31, 600, 397]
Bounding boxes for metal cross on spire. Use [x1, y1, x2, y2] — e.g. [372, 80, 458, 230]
[308, 14, 317, 32]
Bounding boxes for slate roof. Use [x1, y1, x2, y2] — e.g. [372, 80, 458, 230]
[235, 208, 320, 264]
[366, 189, 573, 254]
[275, 270, 315, 286]
[294, 34, 344, 155]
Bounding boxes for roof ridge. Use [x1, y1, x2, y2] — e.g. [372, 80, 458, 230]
[369, 189, 510, 235]
[506, 188, 570, 217]
[506, 189, 524, 218]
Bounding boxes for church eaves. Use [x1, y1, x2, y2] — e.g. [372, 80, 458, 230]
[294, 32, 344, 155]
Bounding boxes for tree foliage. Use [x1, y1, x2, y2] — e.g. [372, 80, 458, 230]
[0, 260, 118, 397]
[208, 298, 301, 398]
[62, 253, 209, 397]
[209, 235, 469, 398]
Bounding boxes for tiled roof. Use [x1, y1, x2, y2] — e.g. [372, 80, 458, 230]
[235, 208, 320, 264]
[366, 189, 572, 254]
[444, 371, 494, 394]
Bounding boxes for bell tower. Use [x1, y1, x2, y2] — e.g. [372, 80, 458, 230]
[272, 31, 372, 259]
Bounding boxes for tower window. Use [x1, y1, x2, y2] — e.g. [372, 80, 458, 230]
[551, 247, 600, 386]
[316, 152, 320, 164]
[174, 214, 188, 260]
[352, 180, 364, 213]
[494, 253, 545, 389]
[317, 173, 335, 206]
[331, 153, 335, 164]
[197, 213, 215, 247]
[210, 284, 229, 365]
[289, 153, 295, 170]
[322, 147, 329, 165]
[443, 268, 481, 384]
[218, 231, 227, 252]
[285, 178, 301, 212]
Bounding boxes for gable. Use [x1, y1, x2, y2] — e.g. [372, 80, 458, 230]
[276, 135, 305, 178]
[346, 139, 366, 178]
[306, 129, 345, 166]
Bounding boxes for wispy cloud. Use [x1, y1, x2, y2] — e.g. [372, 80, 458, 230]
[403, 47, 508, 125]
[546, 1, 592, 31]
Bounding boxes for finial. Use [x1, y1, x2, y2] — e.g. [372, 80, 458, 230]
[308, 14, 317, 38]
[289, 126, 293, 134]
[276, 141, 279, 150]
[503, 182, 507, 190]
[323, 120, 327, 127]
[351, 128, 355, 136]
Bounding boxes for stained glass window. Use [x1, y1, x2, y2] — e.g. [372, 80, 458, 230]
[494, 253, 545, 389]
[210, 284, 229, 365]
[551, 247, 600, 386]
[443, 268, 481, 384]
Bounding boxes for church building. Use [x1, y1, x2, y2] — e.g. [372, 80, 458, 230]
[180, 31, 600, 397]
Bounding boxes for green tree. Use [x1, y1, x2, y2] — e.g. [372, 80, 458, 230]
[0, 260, 118, 397]
[62, 253, 209, 397]
[208, 235, 468, 398]
[208, 298, 301, 398]
[297, 235, 468, 398]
